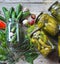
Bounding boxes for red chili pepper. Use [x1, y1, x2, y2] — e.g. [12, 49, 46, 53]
[0, 20, 6, 29]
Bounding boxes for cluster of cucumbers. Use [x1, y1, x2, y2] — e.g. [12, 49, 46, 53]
[1, 4, 30, 23]
[0, 4, 31, 62]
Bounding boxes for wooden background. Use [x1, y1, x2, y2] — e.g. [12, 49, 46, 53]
[0, 0, 60, 16]
[0, 0, 60, 64]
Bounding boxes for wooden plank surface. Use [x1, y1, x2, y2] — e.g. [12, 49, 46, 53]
[0, 0, 60, 64]
[0, 3, 52, 16]
[4, 0, 43, 2]
[0, 0, 60, 3]
[0, 0, 4, 2]
[2, 0, 60, 3]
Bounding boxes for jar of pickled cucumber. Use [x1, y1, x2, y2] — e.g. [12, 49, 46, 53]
[6, 18, 25, 52]
[30, 29, 55, 57]
[48, 1, 60, 23]
[36, 12, 58, 36]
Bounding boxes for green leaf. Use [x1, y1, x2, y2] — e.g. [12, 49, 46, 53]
[24, 52, 38, 64]
[0, 55, 7, 61]
[1, 42, 7, 48]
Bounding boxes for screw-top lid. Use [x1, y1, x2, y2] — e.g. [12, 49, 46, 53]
[48, 1, 59, 11]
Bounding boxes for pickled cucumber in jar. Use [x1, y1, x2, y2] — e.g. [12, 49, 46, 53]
[30, 30, 55, 57]
[27, 25, 55, 57]
[36, 13, 59, 36]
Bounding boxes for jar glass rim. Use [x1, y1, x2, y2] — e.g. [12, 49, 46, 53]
[48, 1, 59, 11]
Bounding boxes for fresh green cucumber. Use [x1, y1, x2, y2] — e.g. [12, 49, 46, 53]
[9, 7, 15, 18]
[0, 16, 6, 22]
[5, 11, 10, 21]
[2, 7, 8, 19]
[2, 7, 8, 14]
[11, 26, 16, 33]
[16, 4, 22, 16]
[12, 11, 16, 20]
[17, 11, 23, 20]
[11, 33, 17, 43]
[22, 11, 31, 20]
[2, 7, 10, 22]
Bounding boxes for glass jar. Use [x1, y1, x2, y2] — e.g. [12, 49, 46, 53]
[26, 25, 55, 57]
[48, 1, 60, 22]
[6, 18, 24, 52]
[30, 28, 55, 57]
[36, 12, 59, 36]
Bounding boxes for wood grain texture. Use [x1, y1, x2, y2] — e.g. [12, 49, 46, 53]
[3, 0, 60, 3]
[5, 0, 43, 2]
[0, 0, 4, 2]
[0, 3, 52, 16]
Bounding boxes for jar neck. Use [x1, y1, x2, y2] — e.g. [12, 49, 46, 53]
[49, 4, 59, 16]
[48, 1, 59, 11]
[8, 18, 19, 23]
